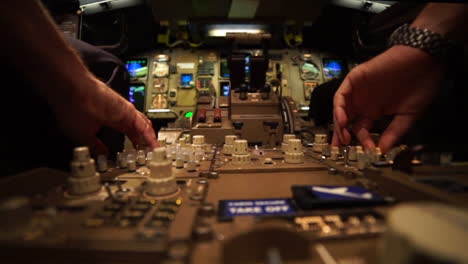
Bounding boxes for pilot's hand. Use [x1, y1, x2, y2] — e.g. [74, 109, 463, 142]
[332, 45, 444, 153]
[52, 76, 158, 155]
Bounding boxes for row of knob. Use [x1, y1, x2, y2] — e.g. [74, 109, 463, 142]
[69, 146, 179, 197]
[224, 134, 305, 164]
[312, 133, 384, 169]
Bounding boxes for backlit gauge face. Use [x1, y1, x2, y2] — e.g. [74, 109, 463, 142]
[151, 94, 168, 109]
[303, 81, 319, 100]
[153, 78, 168, 93]
[155, 54, 169, 62]
[300, 62, 320, 80]
[206, 52, 217, 62]
[153, 62, 169, 77]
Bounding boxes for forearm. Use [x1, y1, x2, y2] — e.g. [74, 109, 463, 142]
[412, 3, 468, 43]
[0, 0, 95, 108]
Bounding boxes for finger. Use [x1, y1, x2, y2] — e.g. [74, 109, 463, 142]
[86, 137, 109, 157]
[378, 115, 416, 153]
[141, 111, 152, 127]
[138, 112, 158, 148]
[341, 126, 352, 145]
[333, 116, 344, 143]
[129, 111, 157, 149]
[332, 127, 341, 147]
[334, 94, 349, 129]
[113, 102, 157, 149]
[352, 117, 375, 150]
[333, 78, 355, 144]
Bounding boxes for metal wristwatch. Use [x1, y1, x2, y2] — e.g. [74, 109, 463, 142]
[388, 23, 454, 59]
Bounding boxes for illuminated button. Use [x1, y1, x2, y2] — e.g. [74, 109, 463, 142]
[152, 211, 175, 222]
[122, 210, 145, 220]
[83, 218, 105, 228]
[130, 203, 151, 211]
[104, 203, 123, 211]
[158, 204, 179, 213]
[162, 198, 182, 206]
[147, 220, 168, 228]
[185, 111, 193, 118]
[119, 219, 133, 227]
[138, 198, 157, 205]
[95, 210, 114, 218]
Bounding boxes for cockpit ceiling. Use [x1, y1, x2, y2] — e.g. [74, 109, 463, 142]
[136, 0, 326, 22]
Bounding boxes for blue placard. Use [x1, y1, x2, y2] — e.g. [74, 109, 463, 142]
[310, 186, 381, 201]
[218, 199, 295, 221]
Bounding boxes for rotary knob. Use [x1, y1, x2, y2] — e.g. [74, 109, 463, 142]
[281, 134, 296, 153]
[232, 139, 250, 165]
[146, 147, 178, 196]
[68, 147, 101, 195]
[223, 135, 238, 155]
[284, 139, 304, 164]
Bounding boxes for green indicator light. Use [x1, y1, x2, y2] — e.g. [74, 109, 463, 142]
[185, 111, 193, 118]
[134, 86, 145, 92]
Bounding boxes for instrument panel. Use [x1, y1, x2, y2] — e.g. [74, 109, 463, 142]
[125, 49, 355, 119]
[1, 132, 467, 264]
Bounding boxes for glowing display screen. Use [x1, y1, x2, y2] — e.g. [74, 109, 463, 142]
[245, 55, 250, 74]
[221, 82, 230, 96]
[125, 59, 148, 78]
[322, 59, 348, 79]
[129, 85, 145, 112]
[181, 73, 194, 87]
[220, 59, 230, 78]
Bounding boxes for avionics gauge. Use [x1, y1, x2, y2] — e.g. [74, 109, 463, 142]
[129, 85, 145, 111]
[300, 62, 320, 80]
[303, 81, 318, 100]
[155, 54, 170, 62]
[125, 58, 148, 81]
[153, 62, 169, 77]
[151, 94, 168, 109]
[153, 78, 169, 93]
